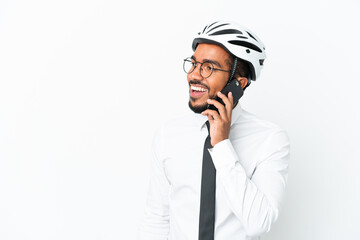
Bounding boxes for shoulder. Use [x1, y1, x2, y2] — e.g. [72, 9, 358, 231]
[230, 109, 290, 169]
[152, 113, 200, 160]
[155, 113, 193, 135]
[153, 113, 196, 144]
[232, 109, 290, 150]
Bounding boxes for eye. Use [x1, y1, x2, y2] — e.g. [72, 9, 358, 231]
[203, 63, 214, 72]
[183, 58, 198, 74]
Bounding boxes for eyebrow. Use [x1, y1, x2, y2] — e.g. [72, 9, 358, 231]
[191, 55, 222, 68]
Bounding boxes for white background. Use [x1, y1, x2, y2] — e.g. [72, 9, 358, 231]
[1, 0, 359, 239]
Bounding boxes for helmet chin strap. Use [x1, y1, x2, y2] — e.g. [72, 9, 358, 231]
[228, 57, 238, 82]
[228, 57, 251, 90]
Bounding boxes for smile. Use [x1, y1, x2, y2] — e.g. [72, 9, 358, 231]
[190, 84, 208, 99]
[191, 85, 208, 92]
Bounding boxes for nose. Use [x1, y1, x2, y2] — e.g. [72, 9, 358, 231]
[188, 64, 203, 81]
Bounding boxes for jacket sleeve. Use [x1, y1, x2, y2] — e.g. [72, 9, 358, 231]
[138, 128, 170, 240]
[208, 130, 290, 237]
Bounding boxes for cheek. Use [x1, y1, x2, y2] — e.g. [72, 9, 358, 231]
[209, 80, 226, 95]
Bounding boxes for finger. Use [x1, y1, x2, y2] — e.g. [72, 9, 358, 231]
[201, 109, 221, 121]
[228, 91, 234, 105]
[217, 91, 233, 114]
[207, 99, 226, 118]
[227, 92, 234, 117]
[207, 114, 214, 124]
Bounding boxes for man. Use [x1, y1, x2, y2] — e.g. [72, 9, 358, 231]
[139, 21, 290, 240]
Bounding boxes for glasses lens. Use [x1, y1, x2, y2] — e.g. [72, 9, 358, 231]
[183, 58, 195, 74]
[200, 62, 214, 78]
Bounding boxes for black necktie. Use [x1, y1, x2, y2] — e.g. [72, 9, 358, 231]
[198, 121, 216, 240]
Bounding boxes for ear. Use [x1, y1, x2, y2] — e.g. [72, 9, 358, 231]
[235, 76, 248, 89]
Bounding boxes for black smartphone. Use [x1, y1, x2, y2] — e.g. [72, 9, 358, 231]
[207, 78, 244, 112]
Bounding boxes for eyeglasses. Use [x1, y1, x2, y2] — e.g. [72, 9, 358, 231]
[183, 57, 231, 78]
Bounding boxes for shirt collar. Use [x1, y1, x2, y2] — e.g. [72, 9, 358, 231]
[190, 103, 243, 130]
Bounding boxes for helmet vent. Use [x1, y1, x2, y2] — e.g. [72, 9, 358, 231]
[228, 40, 263, 53]
[209, 29, 243, 36]
[236, 35, 248, 39]
[202, 25, 207, 34]
[259, 59, 264, 66]
[246, 31, 258, 42]
[205, 21, 219, 32]
[206, 23, 230, 34]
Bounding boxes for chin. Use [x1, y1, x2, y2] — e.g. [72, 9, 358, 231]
[188, 100, 208, 114]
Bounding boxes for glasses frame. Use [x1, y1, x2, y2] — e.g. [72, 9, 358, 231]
[183, 57, 231, 78]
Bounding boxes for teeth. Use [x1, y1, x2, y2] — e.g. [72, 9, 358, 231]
[191, 86, 207, 92]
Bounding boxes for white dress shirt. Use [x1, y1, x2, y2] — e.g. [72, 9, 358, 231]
[139, 104, 290, 240]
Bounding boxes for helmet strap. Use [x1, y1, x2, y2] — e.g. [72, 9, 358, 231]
[229, 57, 238, 82]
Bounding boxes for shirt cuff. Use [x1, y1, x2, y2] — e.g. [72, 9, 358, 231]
[208, 139, 239, 170]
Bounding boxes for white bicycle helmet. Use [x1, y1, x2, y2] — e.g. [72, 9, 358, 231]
[192, 21, 266, 81]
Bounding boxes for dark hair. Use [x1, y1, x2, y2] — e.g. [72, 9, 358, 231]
[225, 55, 251, 90]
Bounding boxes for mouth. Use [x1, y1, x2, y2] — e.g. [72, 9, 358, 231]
[189, 84, 208, 99]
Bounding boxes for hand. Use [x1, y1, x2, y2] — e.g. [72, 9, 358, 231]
[201, 91, 234, 147]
